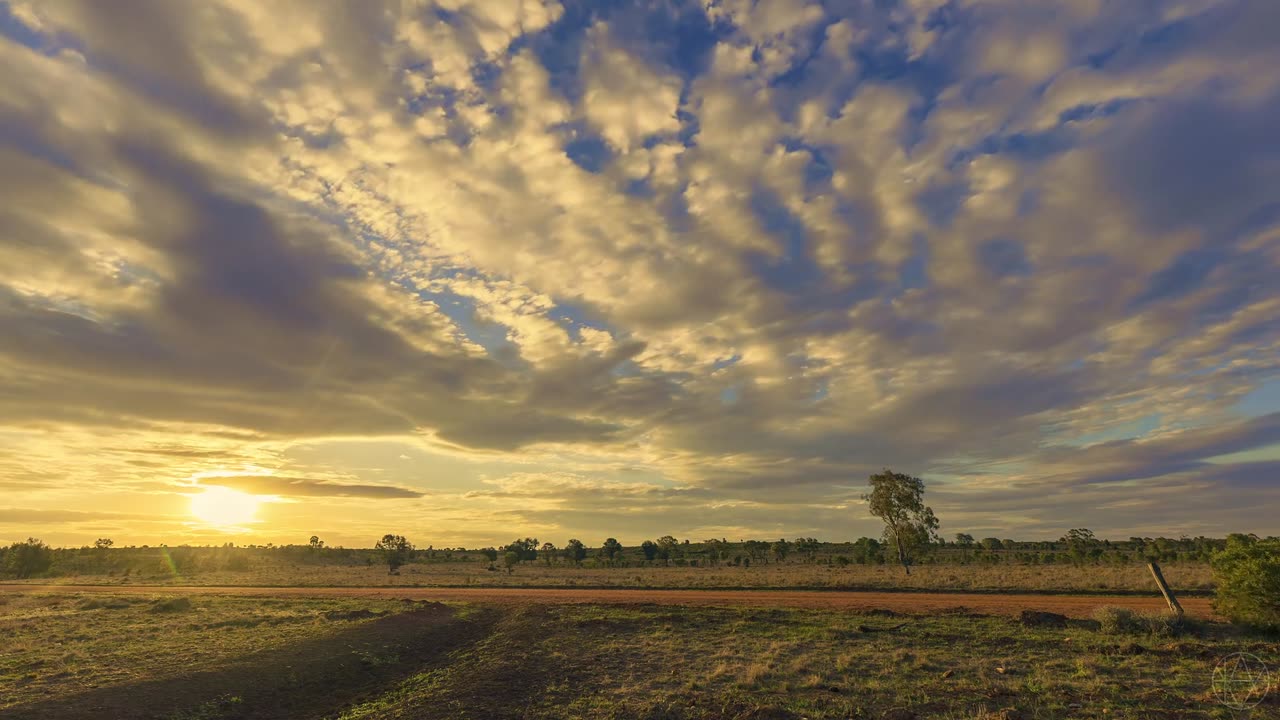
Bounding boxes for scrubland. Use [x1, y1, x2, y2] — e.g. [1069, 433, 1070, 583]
[1, 590, 1273, 719]
[9, 556, 1217, 595]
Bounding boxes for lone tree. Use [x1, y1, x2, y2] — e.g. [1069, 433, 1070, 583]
[862, 469, 940, 575]
[375, 534, 413, 574]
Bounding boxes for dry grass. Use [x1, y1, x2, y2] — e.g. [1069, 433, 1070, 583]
[10, 559, 1217, 594]
[2, 593, 1276, 719]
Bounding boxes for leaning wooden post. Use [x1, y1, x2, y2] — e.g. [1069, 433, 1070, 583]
[1147, 561, 1184, 616]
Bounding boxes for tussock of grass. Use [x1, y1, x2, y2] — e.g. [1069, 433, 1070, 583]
[1093, 605, 1186, 637]
[149, 596, 193, 613]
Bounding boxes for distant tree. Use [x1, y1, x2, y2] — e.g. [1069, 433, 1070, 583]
[852, 537, 883, 565]
[980, 537, 1003, 552]
[954, 533, 974, 562]
[504, 538, 539, 563]
[601, 538, 624, 563]
[94, 538, 114, 551]
[479, 547, 499, 562]
[656, 536, 679, 563]
[640, 540, 659, 562]
[4, 538, 53, 579]
[563, 539, 587, 564]
[1212, 534, 1280, 630]
[743, 540, 770, 564]
[540, 542, 557, 566]
[862, 469, 940, 575]
[308, 536, 324, 551]
[1061, 528, 1097, 565]
[793, 537, 821, 562]
[771, 539, 791, 562]
[503, 551, 520, 573]
[374, 534, 413, 574]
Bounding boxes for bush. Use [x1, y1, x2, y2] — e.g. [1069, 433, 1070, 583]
[1094, 605, 1139, 635]
[1093, 605, 1183, 637]
[3, 538, 54, 579]
[1140, 610, 1183, 638]
[1211, 534, 1280, 630]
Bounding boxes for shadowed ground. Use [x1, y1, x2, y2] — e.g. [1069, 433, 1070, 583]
[2, 602, 497, 720]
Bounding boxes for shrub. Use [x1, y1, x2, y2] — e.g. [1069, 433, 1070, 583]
[3, 538, 54, 579]
[1140, 610, 1183, 638]
[1211, 534, 1280, 630]
[1093, 605, 1183, 637]
[1094, 605, 1139, 635]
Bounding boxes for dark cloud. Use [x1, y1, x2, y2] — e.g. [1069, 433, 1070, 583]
[1100, 93, 1280, 236]
[32, 0, 273, 140]
[198, 476, 422, 499]
[0, 129, 625, 449]
[976, 238, 1031, 278]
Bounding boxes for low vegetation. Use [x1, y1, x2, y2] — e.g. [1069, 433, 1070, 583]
[1210, 533, 1280, 630]
[0, 533, 1229, 593]
[1, 592, 1274, 719]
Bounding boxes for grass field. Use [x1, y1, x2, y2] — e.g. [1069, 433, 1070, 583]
[8, 560, 1218, 595]
[1, 590, 1274, 720]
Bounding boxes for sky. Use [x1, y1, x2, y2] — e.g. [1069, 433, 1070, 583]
[1, 0, 1279, 548]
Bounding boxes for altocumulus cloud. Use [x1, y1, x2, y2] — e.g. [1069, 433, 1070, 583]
[1, 0, 1279, 545]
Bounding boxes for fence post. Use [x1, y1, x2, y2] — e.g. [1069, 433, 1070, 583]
[1147, 561, 1184, 616]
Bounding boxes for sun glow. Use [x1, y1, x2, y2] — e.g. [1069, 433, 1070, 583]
[190, 486, 261, 527]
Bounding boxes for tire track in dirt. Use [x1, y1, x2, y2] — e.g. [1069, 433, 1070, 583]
[0, 584, 1217, 619]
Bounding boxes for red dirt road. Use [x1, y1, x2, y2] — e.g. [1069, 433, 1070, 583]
[0, 584, 1216, 619]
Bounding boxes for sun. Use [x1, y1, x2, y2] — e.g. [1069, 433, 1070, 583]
[190, 486, 261, 527]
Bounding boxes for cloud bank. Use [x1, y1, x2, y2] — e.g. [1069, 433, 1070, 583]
[1, 0, 1278, 545]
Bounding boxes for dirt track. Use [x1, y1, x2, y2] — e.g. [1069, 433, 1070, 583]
[0, 584, 1216, 619]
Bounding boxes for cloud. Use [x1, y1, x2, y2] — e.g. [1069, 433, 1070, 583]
[1, 0, 1278, 545]
[580, 22, 683, 153]
[196, 475, 423, 499]
[0, 508, 164, 524]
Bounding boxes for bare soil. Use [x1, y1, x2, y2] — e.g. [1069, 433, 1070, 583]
[0, 584, 1216, 619]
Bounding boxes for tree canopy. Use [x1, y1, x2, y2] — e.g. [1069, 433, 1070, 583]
[862, 469, 940, 575]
